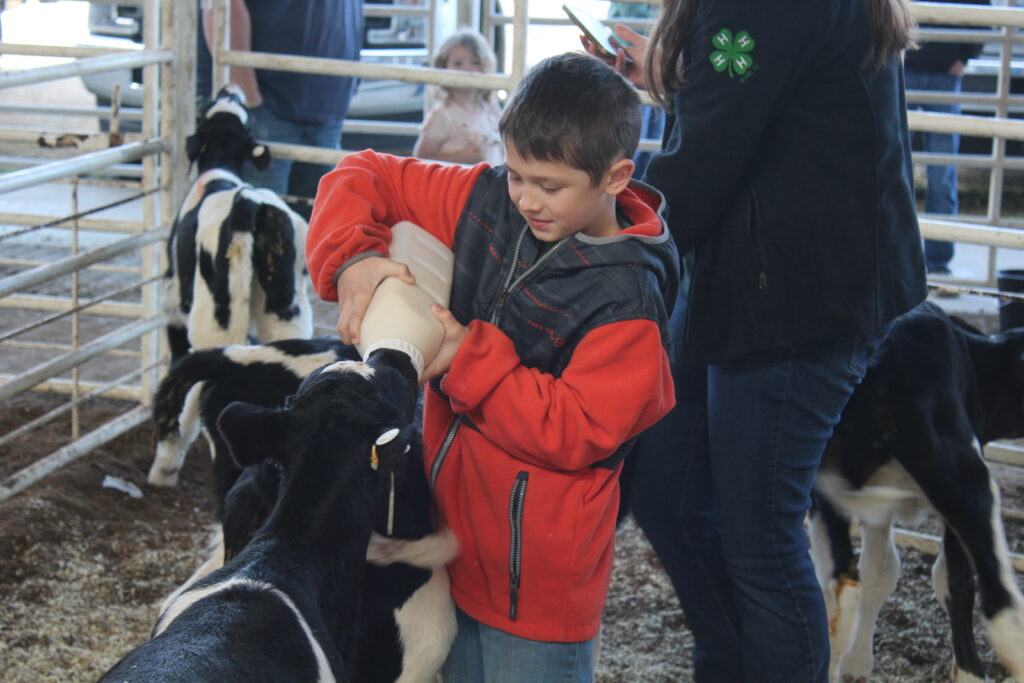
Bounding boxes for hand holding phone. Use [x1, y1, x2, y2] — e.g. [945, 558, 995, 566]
[563, 4, 632, 58]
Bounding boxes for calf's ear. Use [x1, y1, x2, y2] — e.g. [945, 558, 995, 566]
[250, 143, 272, 171]
[373, 424, 415, 472]
[185, 133, 203, 163]
[217, 402, 288, 469]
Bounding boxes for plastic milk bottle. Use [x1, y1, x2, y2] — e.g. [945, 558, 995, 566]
[356, 222, 455, 381]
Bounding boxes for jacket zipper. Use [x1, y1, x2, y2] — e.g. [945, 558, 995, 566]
[429, 414, 462, 492]
[748, 189, 768, 290]
[430, 229, 562, 503]
[491, 226, 569, 325]
[508, 471, 529, 620]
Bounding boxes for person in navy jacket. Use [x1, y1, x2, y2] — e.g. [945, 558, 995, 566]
[589, 0, 927, 679]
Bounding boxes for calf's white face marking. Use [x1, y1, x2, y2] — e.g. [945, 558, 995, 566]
[322, 360, 376, 379]
[206, 97, 249, 125]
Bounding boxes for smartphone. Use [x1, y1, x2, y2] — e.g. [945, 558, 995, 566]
[562, 4, 632, 58]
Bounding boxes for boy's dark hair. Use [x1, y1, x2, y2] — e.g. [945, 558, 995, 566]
[499, 52, 641, 185]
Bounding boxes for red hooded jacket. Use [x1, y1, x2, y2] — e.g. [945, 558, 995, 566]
[307, 151, 677, 641]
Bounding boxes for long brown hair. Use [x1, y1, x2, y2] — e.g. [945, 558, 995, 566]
[645, 0, 916, 109]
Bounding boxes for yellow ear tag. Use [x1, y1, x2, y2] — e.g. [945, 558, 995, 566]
[370, 444, 380, 471]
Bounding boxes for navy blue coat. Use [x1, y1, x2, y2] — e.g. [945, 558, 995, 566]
[644, 0, 928, 362]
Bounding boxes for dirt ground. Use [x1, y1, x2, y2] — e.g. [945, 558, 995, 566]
[0, 387, 1022, 682]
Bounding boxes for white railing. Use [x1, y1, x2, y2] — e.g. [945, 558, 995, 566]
[0, 0, 195, 503]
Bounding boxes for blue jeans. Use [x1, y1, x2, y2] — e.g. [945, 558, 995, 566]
[629, 297, 889, 682]
[441, 607, 596, 683]
[242, 104, 343, 215]
[905, 66, 962, 272]
[633, 105, 666, 179]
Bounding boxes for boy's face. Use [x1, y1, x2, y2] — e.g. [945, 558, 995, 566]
[504, 143, 628, 242]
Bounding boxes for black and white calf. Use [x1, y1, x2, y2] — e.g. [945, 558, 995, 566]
[810, 301, 1024, 682]
[101, 358, 423, 682]
[163, 84, 312, 362]
[148, 336, 359, 493]
[149, 339, 455, 683]
[208, 402, 457, 683]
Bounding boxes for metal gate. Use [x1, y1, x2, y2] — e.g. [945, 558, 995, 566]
[0, 0, 194, 502]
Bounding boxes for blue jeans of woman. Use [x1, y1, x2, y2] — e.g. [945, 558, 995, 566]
[242, 104, 343, 216]
[441, 607, 596, 683]
[629, 296, 889, 682]
[905, 66, 962, 272]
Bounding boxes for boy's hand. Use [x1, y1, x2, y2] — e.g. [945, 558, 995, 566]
[336, 256, 415, 346]
[420, 304, 470, 384]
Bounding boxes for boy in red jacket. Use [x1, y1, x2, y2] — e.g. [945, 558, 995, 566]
[306, 52, 678, 682]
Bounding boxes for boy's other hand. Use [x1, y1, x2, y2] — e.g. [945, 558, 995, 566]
[336, 256, 415, 345]
[420, 304, 470, 384]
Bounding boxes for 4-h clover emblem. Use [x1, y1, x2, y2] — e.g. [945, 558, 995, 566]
[709, 28, 755, 78]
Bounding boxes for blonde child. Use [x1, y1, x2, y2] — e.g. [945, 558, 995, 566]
[413, 30, 502, 166]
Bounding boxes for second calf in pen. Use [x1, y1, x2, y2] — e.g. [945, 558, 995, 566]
[163, 84, 312, 361]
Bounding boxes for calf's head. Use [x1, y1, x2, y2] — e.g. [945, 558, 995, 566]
[215, 359, 414, 542]
[185, 84, 271, 174]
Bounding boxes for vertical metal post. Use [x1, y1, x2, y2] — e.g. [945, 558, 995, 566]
[985, 26, 1012, 287]
[510, 0, 529, 82]
[211, 0, 230, 94]
[139, 0, 161, 402]
[70, 177, 81, 439]
[457, 0, 480, 34]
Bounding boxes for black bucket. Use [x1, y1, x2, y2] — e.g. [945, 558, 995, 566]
[997, 269, 1024, 331]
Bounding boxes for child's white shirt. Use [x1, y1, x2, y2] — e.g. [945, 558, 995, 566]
[418, 98, 503, 166]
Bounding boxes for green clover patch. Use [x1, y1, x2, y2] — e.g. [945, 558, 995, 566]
[709, 28, 755, 78]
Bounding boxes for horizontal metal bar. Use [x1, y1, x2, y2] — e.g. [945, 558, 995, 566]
[0, 294, 142, 320]
[0, 259, 141, 275]
[0, 405, 150, 503]
[0, 187, 157, 242]
[0, 42, 138, 59]
[0, 128, 145, 145]
[0, 228, 164, 299]
[986, 442, 1024, 468]
[1, 339, 141, 358]
[0, 317, 161, 402]
[0, 50, 173, 90]
[0, 212, 140, 233]
[0, 102, 144, 121]
[906, 91, 1024, 108]
[913, 27, 1006, 43]
[0, 374, 146, 444]
[0, 156, 144, 180]
[908, 111, 1024, 140]
[267, 141, 346, 166]
[222, 49, 513, 91]
[363, 4, 429, 18]
[889, 527, 1024, 574]
[0, 139, 166, 195]
[912, 152, 1024, 170]
[342, 119, 421, 137]
[910, 3, 1024, 28]
[0, 276, 156, 342]
[0, 363, 156, 448]
[919, 219, 1024, 248]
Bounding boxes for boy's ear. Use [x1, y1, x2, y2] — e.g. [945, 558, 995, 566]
[604, 157, 635, 196]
